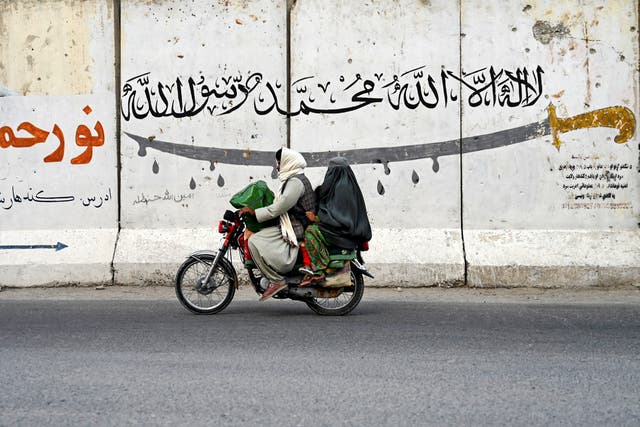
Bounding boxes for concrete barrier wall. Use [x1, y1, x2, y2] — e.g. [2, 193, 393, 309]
[0, 0, 637, 288]
[461, 0, 639, 286]
[289, 0, 465, 286]
[0, 0, 117, 286]
[115, 0, 287, 284]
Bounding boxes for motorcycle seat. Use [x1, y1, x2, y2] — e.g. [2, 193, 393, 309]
[245, 246, 356, 274]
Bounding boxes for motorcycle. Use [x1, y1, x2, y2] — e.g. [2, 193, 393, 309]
[175, 209, 373, 315]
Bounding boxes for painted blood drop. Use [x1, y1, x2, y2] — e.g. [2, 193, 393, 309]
[431, 157, 440, 173]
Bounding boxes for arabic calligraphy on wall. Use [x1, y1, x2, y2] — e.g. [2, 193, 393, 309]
[0, 185, 112, 210]
[121, 65, 544, 120]
[0, 105, 105, 164]
[558, 155, 633, 210]
[132, 190, 194, 207]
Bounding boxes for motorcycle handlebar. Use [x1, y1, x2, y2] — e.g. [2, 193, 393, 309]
[223, 209, 237, 222]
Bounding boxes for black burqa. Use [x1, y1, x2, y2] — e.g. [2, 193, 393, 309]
[317, 157, 372, 249]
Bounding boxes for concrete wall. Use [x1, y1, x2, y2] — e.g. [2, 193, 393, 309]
[461, 1, 639, 286]
[0, 0, 638, 288]
[0, 0, 117, 286]
[115, 0, 287, 284]
[290, 0, 465, 286]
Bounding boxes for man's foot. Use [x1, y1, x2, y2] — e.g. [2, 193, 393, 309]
[298, 266, 314, 276]
[259, 282, 287, 301]
[300, 274, 325, 287]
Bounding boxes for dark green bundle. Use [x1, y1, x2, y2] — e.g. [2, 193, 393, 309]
[229, 180, 278, 232]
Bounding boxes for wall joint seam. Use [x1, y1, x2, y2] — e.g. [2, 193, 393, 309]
[286, 0, 293, 148]
[111, 0, 122, 286]
[459, 0, 468, 286]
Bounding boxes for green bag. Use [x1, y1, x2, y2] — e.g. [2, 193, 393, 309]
[229, 180, 278, 232]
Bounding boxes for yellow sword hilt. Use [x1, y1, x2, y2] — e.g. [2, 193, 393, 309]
[547, 103, 636, 150]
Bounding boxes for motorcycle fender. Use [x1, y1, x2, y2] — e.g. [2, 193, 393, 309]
[187, 250, 218, 262]
[351, 260, 374, 279]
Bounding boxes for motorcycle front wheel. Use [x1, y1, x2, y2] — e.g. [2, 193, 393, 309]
[305, 269, 364, 316]
[175, 254, 236, 314]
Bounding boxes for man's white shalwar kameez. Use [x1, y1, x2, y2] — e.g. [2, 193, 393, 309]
[249, 177, 305, 284]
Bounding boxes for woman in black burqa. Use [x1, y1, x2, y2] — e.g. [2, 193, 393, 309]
[317, 157, 372, 248]
[299, 156, 372, 285]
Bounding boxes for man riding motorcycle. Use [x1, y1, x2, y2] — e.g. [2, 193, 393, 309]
[239, 147, 317, 300]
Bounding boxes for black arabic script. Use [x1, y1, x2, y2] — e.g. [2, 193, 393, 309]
[121, 65, 544, 121]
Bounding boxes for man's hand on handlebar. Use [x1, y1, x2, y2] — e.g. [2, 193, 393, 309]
[238, 206, 255, 217]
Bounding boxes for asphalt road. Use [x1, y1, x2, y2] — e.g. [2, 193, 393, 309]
[1, 289, 639, 426]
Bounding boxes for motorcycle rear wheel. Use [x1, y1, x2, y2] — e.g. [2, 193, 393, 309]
[175, 254, 236, 314]
[305, 269, 364, 316]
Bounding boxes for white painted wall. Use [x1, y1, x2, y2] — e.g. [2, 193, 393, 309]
[461, 0, 639, 286]
[0, 1, 117, 287]
[1, 0, 637, 288]
[462, 0, 639, 230]
[289, 0, 465, 285]
[115, 0, 287, 283]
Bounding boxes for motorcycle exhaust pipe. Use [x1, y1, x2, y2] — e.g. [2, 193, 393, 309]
[287, 286, 345, 299]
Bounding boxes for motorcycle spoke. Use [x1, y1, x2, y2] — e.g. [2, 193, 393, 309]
[309, 270, 362, 314]
[179, 259, 232, 311]
[313, 289, 353, 309]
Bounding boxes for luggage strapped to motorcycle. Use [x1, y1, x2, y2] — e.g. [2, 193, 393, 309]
[327, 248, 356, 269]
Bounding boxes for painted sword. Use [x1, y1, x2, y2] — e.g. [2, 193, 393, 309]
[124, 104, 635, 169]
